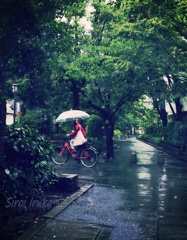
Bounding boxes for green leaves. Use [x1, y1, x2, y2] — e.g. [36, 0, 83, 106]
[3, 123, 57, 196]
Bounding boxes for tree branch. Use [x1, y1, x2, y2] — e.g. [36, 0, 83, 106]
[112, 90, 133, 117]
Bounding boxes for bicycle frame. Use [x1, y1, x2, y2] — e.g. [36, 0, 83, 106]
[53, 139, 98, 168]
[59, 141, 88, 160]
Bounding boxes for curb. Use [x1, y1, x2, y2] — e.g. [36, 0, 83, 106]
[16, 183, 94, 240]
[138, 138, 187, 162]
[44, 183, 94, 218]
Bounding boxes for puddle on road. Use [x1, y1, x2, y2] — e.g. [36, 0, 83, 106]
[137, 172, 151, 180]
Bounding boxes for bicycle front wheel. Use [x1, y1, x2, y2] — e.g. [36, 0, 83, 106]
[80, 147, 98, 168]
[52, 146, 69, 165]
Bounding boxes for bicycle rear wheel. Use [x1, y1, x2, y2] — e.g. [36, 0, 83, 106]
[52, 146, 69, 165]
[80, 147, 98, 168]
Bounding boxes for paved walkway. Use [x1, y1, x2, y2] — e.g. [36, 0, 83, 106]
[16, 183, 102, 240]
[16, 138, 187, 240]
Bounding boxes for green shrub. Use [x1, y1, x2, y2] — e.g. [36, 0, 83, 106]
[114, 129, 122, 137]
[0, 123, 58, 219]
[140, 134, 161, 143]
[0, 123, 59, 223]
[88, 137, 106, 153]
[87, 115, 105, 139]
[144, 125, 160, 135]
[166, 122, 187, 147]
[19, 109, 52, 136]
[86, 115, 106, 152]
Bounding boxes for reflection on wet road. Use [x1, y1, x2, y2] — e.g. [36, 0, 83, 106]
[53, 137, 187, 239]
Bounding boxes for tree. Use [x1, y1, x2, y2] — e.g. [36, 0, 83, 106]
[121, 0, 187, 125]
[66, 1, 150, 159]
[0, 0, 56, 162]
[0, 0, 88, 162]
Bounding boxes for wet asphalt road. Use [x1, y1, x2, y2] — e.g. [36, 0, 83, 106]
[53, 137, 187, 240]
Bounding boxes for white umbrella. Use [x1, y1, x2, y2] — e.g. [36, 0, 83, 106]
[56, 109, 90, 123]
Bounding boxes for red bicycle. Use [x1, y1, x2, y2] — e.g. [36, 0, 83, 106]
[52, 139, 98, 168]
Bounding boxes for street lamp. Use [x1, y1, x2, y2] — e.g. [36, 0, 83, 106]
[12, 83, 19, 123]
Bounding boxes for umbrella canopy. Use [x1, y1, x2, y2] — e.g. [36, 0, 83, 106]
[56, 109, 90, 123]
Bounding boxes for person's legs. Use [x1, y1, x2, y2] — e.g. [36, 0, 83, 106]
[75, 145, 82, 156]
[70, 139, 76, 152]
[73, 145, 81, 163]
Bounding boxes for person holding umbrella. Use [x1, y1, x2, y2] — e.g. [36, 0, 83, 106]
[66, 118, 87, 156]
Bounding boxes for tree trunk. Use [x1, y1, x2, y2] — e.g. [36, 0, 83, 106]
[170, 76, 183, 122]
[71, 81, 80, 110]
[153, 99, 168, 127]
[175, 97, 183, 122]
[86, 100, 115, 160]
[159, 109, 168, 127]
[103, 115, 114, 160]
[169, 98, 183, 122]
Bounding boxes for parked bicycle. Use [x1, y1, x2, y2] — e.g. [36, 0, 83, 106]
[52, 138, 98, 168]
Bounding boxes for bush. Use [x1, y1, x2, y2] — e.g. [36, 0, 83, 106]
[19, 109, 52, 136]
[139, 134, 161, 143]
[4, 123, 57, 192]
[88, 137, 106, 153]
[87, 115, 105, 139]
[114, 129, 122, 137]
[144, 125, 160, 135]
[167, 122, 187, 147]
[0, 123, 58, 221]
[87, 115, 106, 152]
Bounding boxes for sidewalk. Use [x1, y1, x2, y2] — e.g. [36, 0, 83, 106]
[16, 183, 108, 240]
[16, 138, 187, 240]
[139, 138, 187, 162]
